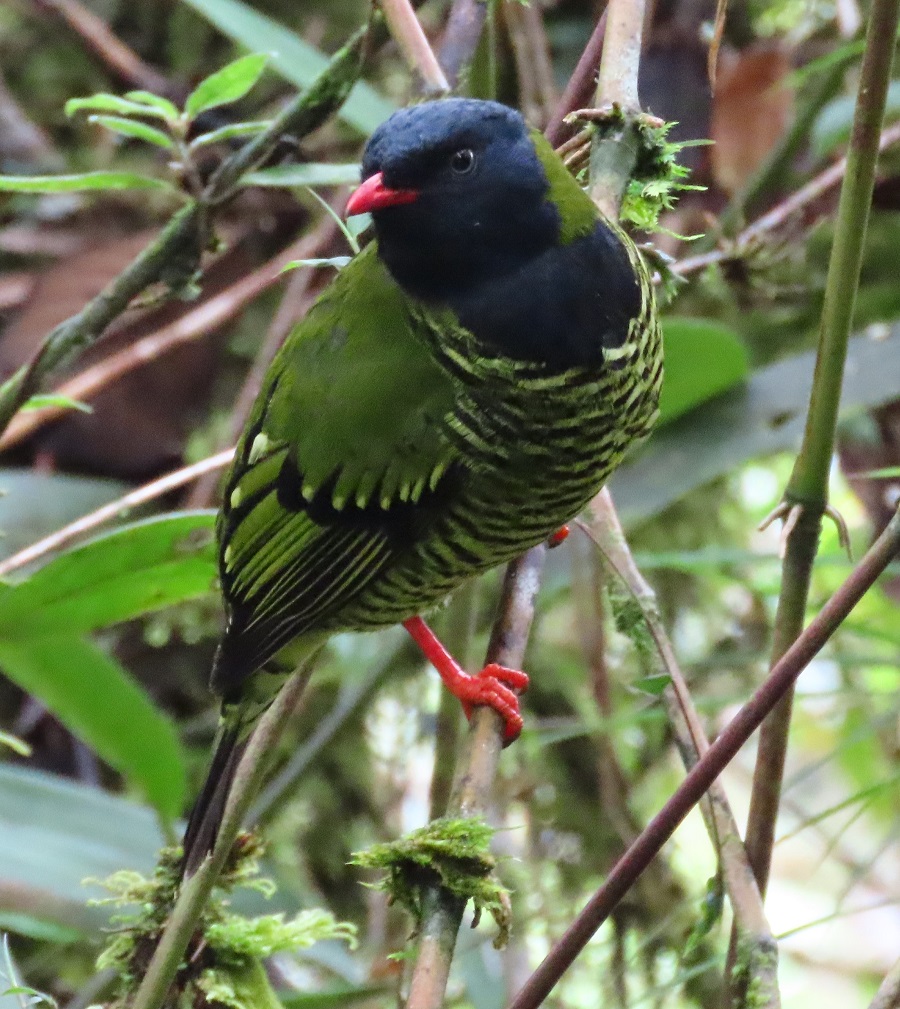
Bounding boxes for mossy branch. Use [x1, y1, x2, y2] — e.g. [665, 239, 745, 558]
[0, 19, 377, 441]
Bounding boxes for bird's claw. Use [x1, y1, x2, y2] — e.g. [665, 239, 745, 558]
[457, 663, 529, 744]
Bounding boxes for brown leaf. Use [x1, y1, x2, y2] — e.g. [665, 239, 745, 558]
[710, 41, 794, 195]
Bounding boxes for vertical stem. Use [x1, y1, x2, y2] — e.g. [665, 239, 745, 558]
[130, 665, 315, 1009]
[404, 548, 546, 1009]
[741, 0, 900, 912]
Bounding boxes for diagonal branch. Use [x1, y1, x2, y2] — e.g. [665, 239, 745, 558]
[508, 505, 900, 1009]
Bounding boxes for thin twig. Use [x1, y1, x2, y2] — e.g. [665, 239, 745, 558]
[0, 19, 377, 439]
[0, 449, 233, 580]
[130, 664, 316, 1009]
[381, 0, 450, 95]
[437, 0, 488, 88]
[545, 11, 608, 146]
[673, 119, 900, 279]
[583, 491, 780, 1008]
[404, 548, 546, 1009]
[508, 507, 900, 1009]
[33, 0, 171, 94]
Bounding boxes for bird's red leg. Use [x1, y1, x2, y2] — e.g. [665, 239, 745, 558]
[402, 616, 528, 743]
[547, 524, 570, 548]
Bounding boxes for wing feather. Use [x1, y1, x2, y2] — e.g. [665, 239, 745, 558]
[212, 245, 463, 697]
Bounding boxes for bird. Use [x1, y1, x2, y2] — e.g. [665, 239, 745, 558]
[181, 97, 662, 877]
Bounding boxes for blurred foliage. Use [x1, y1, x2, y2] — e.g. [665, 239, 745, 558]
[0, 0, 898, 1007]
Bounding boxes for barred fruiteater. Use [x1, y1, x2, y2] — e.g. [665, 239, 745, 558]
[181, 98, 662, 876]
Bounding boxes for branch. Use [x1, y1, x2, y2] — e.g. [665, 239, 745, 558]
[508, 505, 900, 1009]
[381, 0, 450, 95]
[544, 11, 608, 147]
[740, 0, 900, 939]
[0, 18, 379, 439]
[130, 664, 316, 1009]
[0, 228, 334, 452]
[437, 0, 488, 89]
[404, 547, 546, 1009]
[583, 491, 780, 1007]
[673, 119, 900, 279]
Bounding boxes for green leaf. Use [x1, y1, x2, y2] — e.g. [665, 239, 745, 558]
[812, 79, 900, 158]
[242, 163, 361, 188]
[88, 115, 174, 148]
[65, 93, 174, 121]
[0, 765, 297, 935]
[658, 317, 749, 425]
[0, 172, 172, 193]
[609, 323, 900, 527]
[123, 90, 181, 120]
[181, 0, 396, 134]
[0, 512, 217, 635]
[0, 637, 185, 818]
[634, 674, 672, 696]
[21, 394, 92, 414]
[189, 119, 271, 149]
[185, 52, 268, 118]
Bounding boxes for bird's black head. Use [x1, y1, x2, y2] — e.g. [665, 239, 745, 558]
[348, 99, 560, 301]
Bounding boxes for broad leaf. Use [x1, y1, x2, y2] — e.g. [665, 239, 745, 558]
[181, 0, 395, 134]
[0, 512, 217, 635]
[243, 163, 361, 188]
[0, 172, 172, 193]
[88, 115, 174, 148]
[0, 765, 297, 935]
[659, 317, 749, 425]
[609, 323, 900, 526]
[0, 637, 185, 818]
[185, 52, 268, 118]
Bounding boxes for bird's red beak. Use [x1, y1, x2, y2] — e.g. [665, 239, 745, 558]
[345, 172, 420, 216]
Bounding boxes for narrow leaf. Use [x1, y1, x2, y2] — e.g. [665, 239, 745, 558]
[21, 394, 92, 414]
[0, 173, 172, 193]
[88, 115, 174, 148]
[65, 93, 173, 122]
[189, 120, 271, 149]
[0, 637, 186, 818]
[243, 163, 361, 188]
[123, 90, 181, 120]
[185, 52, 268, 118]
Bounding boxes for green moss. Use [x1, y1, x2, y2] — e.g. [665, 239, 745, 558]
[89, 835, 354, 1008]
[352, 817, 512, 948]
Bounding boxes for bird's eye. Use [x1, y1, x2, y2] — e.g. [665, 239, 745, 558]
[450, 148, 476, 175]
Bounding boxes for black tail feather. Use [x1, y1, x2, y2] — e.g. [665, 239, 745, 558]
[180, 717, 247, 879]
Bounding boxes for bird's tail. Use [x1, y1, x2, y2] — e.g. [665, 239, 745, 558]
[180, 704, 249, 879]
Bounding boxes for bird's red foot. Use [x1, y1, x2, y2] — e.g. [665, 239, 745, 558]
[402, 617, 529, 744]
